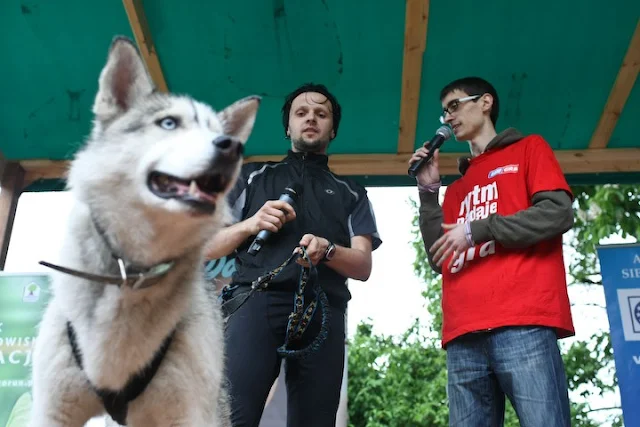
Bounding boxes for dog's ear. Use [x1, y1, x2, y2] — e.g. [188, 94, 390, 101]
[218, 96, 261, 144]
[93, 37, 154, 122]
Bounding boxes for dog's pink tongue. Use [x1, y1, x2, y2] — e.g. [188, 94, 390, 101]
[171, 180, 216, 203]
[188, 180, 217, 203]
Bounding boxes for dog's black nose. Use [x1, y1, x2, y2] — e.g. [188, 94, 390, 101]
[212, 136, 244, 159]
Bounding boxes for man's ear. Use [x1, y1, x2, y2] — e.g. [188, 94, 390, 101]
[481, 93, 494, 114]
[330, 129, 336, 140]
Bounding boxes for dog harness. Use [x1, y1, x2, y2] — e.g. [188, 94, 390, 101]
[40, 215, 179, 424]
[220, 246, 331, 359]
[67, 321, 174, 425]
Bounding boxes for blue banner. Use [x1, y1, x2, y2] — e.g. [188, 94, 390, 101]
[204, 254, 236, 292]
[596, 243, 640, 427]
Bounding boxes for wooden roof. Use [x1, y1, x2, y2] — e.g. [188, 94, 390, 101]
[1, 1, 639, 190]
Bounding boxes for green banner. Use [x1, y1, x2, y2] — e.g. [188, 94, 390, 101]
[0, 273, 51, 427]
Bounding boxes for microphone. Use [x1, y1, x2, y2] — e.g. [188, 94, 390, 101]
[407, 125, 453, 177]
[247, 182, 303, 256]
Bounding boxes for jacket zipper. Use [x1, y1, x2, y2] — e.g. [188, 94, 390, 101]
[299, 154, 307, 236]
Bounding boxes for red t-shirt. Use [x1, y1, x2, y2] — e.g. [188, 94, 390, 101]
[440, 135, 575, 347]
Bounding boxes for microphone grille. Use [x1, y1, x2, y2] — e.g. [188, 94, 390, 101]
[436, 125, 453, 140]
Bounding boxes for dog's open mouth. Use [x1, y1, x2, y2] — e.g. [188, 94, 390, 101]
[147, 171, 229, 213]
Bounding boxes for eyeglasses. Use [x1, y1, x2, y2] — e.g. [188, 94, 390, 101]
[439, 95, 481, 124]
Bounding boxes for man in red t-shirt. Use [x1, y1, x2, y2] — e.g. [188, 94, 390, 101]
[409, 77, 575, 427]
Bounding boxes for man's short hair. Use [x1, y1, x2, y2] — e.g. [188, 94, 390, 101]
[282, 83, 342, 138]
[440, 77, 500, 126]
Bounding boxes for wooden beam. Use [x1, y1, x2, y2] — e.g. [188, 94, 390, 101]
[552, 148, 640, 174]
[588, 18, 640, 149]
[397, 0, 430, 155]
[0, 162, 25, 269]
[122, 0, 168, 92]
[19, 148, 640, 185]
[22, 160, 69, 186]
[323, 148, 640, 176]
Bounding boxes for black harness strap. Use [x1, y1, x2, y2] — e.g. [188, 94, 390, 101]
[67, 321, 174, 425]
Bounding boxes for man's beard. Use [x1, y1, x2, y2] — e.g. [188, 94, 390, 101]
[291, 136, 330, 154]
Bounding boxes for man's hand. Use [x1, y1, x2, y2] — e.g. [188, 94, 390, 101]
[408, 147, 441, 187]
[205, 200, 296, 260]
[295, 234, 330, 266]
[430, 223, 471, 270]
[246, 200, 296, 235]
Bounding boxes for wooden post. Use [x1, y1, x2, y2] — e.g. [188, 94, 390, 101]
[122, 0, 169, 92]
[588, 19, 640, 149]
[0, 162, 25, 269]
[397, 0, 430, 155]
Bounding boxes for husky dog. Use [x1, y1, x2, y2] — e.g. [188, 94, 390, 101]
[28, 36, 260, 427]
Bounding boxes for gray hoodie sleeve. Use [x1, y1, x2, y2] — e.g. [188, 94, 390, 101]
[470, 190, 574, 248]
[418, 191, 444, 274]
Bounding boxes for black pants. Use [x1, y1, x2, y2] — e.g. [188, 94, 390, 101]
[224, 288, 346, 427]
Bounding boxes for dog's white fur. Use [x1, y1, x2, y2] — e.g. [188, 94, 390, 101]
[28, 37, 260, 427]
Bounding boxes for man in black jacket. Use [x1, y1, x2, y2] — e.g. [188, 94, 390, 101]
[206, 83, 381, 427]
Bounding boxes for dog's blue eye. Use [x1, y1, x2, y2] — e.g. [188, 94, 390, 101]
[157, 117, 178, 130]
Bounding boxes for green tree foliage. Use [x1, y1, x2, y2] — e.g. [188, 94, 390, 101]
[569, 185, 640, 285]
[347, 321, 448, 427]
[348, 184, 638, 427]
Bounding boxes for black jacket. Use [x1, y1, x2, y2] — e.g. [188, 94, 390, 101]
[226, 150, 382, 308]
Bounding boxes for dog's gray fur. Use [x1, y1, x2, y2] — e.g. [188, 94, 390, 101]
[28, 36, 260, 427]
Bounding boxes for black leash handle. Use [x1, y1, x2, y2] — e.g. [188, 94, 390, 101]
[219, 246, 331, 359]
[276, 246, 331, 360]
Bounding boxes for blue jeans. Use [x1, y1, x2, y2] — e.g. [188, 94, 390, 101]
[446, 326, 571, 427]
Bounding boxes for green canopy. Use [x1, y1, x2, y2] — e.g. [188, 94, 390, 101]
[1, 0, 639, 190]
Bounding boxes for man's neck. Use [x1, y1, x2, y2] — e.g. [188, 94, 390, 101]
[467, 122, 497, 157]
[290, 143, 327, 155]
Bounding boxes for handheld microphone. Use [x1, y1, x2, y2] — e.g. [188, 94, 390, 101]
[247, 182, 303, 256]
[407, 125, 453, 177]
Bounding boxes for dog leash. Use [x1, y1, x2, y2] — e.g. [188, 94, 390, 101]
[220, 246, 331, 359]
[219, 251, 299, 315]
